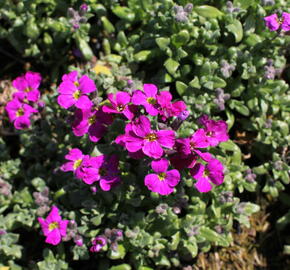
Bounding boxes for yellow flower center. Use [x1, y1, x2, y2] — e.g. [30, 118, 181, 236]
[146, 97, 156, 105]
[88, 115, 97, 125]
[74, 81, 80, 87]
[73, 90, 81, 100]
[73, 159, 82, 169]
[203, 169, 210, 178]
[145, 133, 157, 142]
[158, 172, 166, 181]
[206, 131, 213, 137]
[24, 87, 32, 93]
[16, 108, 24, 117]
[117, 105, 125, 112]
[277, 17, 284, 24]
[190, 141, 196, 150]
[49, 221, 59, 231]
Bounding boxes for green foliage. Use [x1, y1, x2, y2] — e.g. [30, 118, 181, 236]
[0, 0, 290, 269]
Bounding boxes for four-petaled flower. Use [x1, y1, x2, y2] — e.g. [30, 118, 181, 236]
[123, 116, 175, 159]
[145, 159, 180, 195]
[190, 158, 224, 193]
[132, 84, 160, 116]
[57, 71, 96, 109]
[38, 206, 69, 245]
[103, 91, 135, 120]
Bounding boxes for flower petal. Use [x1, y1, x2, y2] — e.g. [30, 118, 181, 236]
[151, 159, 169, 173]
[131, 90, 147, 105]
[156, 130, 175, 148]
[45, 229, 61, 245]
[143, 84, 158, 97]
[75, 95, 93, 109]
[165, 169, 180, 187]
[142, 140, 163, 159]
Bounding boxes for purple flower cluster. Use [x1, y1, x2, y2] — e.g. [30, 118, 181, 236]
[90, 228, 123, 253]
[67, 4, 88, 30]
[57, 73, 229, 195]
[173, 4, 193, 23]
[33, 187, 51, 216]
[5, 71, 42, 129]
[264, 12, 290, 31]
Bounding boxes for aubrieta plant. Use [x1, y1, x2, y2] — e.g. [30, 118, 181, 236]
[1, 1, 290, 269]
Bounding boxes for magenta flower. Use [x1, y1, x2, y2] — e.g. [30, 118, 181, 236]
[57, 71, 96, 109]
[132, 84, 159, 116]
[5, 98, 37, 129]
[121, 116, 175, 159]
[60, 148, 85, 175]
[264, 12, 290, 32]
[190, 158, 224, 193]
[156, 91, 187, 121]
[75, 155, 100, 185]
[72, 107, 113, 142]
[145, 159, 180, 195]
[90, 236, 107, 252]
[38, 206, 69, 245]
[12, 71, 42, 102]
[61, 149, 100, 184]
[103, 91, 135, 120]
[90, 155, 121, 191]
[264, 14, 280, 31]
[198, 115, 229, 146]
[169, 130, 212, 170]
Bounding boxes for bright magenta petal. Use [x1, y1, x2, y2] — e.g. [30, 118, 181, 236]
[45, 229, 61, 245]
[151, 159, 169, 173]
[143, 140, 163, 159]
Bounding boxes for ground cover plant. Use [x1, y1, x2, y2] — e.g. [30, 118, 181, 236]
[0, 0, 290, 269]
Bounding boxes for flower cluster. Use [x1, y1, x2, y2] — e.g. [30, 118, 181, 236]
[67, 4, 88, 30]
[58, 74, 229, 195]
[173, 4, 193, 23]
[264, 12, 290, 32]
[90, 228, 123, 253]
[60, 148, 120, 191]
[5, 71, 43, 129]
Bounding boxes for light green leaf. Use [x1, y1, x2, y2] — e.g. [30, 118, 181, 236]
[194, 5, 223, 18]
[226, 19, 243, 43]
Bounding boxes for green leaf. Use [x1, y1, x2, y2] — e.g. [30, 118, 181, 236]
[189, 76, 201, 89]
[109, 264, 131, 270]
[213, 76, 227, 88]
[112, 6, 135, 22]
[176, 81, 187, 96]
[226, 19, 243, 43]
[194, 6, 224, 18]
[234, 0, 259, 9]
[107, 244, 126, 260]
[75, 36, 94, 61]
[134, 50, 152, 62]
[164, 58, 179, 75]
[155, 37, 170, 51]
[101, 16, 115, 33]
[171, 30, 190, 47]
[117, 31, 128, 46]
[183, 239, 198, 258]
[169, 232, 180, 250]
